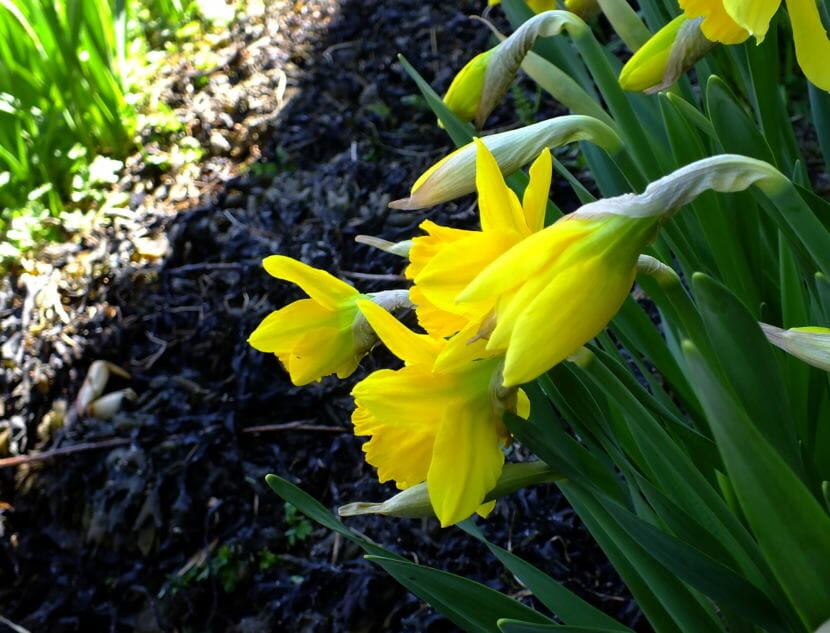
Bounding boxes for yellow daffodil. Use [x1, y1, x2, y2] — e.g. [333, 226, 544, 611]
[351, 300, 529, 526]
[679, 0, 830, 90]
[406, 139, 552, 337]
[248, 256, 406, 386]
[457, 211, 661, 387]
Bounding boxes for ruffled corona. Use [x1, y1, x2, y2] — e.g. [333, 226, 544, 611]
[351, 300, 528, 527]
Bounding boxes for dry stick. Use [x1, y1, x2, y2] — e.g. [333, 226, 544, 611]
[0, 420, 346, 470]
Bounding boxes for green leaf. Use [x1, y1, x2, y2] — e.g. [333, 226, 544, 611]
[498, 621, 622, 633]
[366, 555, 554, 633]
[266, 475, 554, 633]
[692, 273, 803, 475]
[396, 54, 474, 147]
[599, 496, 788, 632]
[264, 474, 400, 559]
[682, 341, 830, 629]
[705, 75, 775, 164]
[459, 521, 633, 633]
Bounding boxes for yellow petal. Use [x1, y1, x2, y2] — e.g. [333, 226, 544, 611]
[475, 138, 528, 235]
[352, 366, 460, 431]
[353, 403, 436, 489]
[458, 217, 593, 304]
[501, 257, 637, 386]
[406, 220, 476, 280]
[785, 0, 830, 91]
[432, 322, 501, 374]
[262, 255, 357, 310]
[410, 284, 470, 338]
[516, 388, 531, 419]
[284, 326, 359, 386]
[476, 500, 497, 518]
[356, 299, 442, 366]
[416, 229, 522, 318]
[428, 400, 505, 527]
[522, 148, 552, 234]
[722, 0, 778, 41]
[679, 0, 750, 43]
[247, 299, 337, 354]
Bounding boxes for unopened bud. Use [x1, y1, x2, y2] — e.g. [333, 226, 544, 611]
[760, 323, 830, 372]
[619, 15, 715, 93]
[337, 461, 561, 519]
[443, 49, 495, 124]
[390, 115, 621, 210]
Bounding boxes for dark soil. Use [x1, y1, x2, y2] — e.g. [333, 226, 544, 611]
[0, 1, 642, 631]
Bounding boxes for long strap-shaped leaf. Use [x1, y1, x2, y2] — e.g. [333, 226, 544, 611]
[265, 475, 554, 633]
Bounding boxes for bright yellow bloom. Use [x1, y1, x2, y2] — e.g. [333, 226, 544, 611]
[457, 212, 661, 387]
[248, 256, 372, 386]
[406, 139, 552, 337]
[488, 0, 558, 14]
[680, 0, 830, 89]
[351, 300, 529, 527]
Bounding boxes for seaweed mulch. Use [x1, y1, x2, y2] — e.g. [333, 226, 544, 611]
[0, 1, 644, 631]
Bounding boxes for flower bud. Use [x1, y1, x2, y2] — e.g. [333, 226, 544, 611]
[760, 323, 830, 372]
[337, 461, 560, 519]
[619, 15, 715, 93]
[389, 115, 621, 210]
[443, 49, 495, 124]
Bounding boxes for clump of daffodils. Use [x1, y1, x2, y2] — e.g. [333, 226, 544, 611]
[250, 120, 786, 525]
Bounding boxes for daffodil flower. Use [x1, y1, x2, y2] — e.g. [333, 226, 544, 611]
[350, 300, 529, 527]
[457, 212, 660, 387]
[406, 139, 552, 337]
[679, 0, 830, 90]
[248, 255, 407, 386]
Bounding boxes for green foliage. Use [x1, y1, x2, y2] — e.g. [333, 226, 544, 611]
[283, 502, 313, 547]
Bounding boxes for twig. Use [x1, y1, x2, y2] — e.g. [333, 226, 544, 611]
[242, 421, 345, 434]
[0, 438, 131, 469]
[0, 420, 346, 470]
